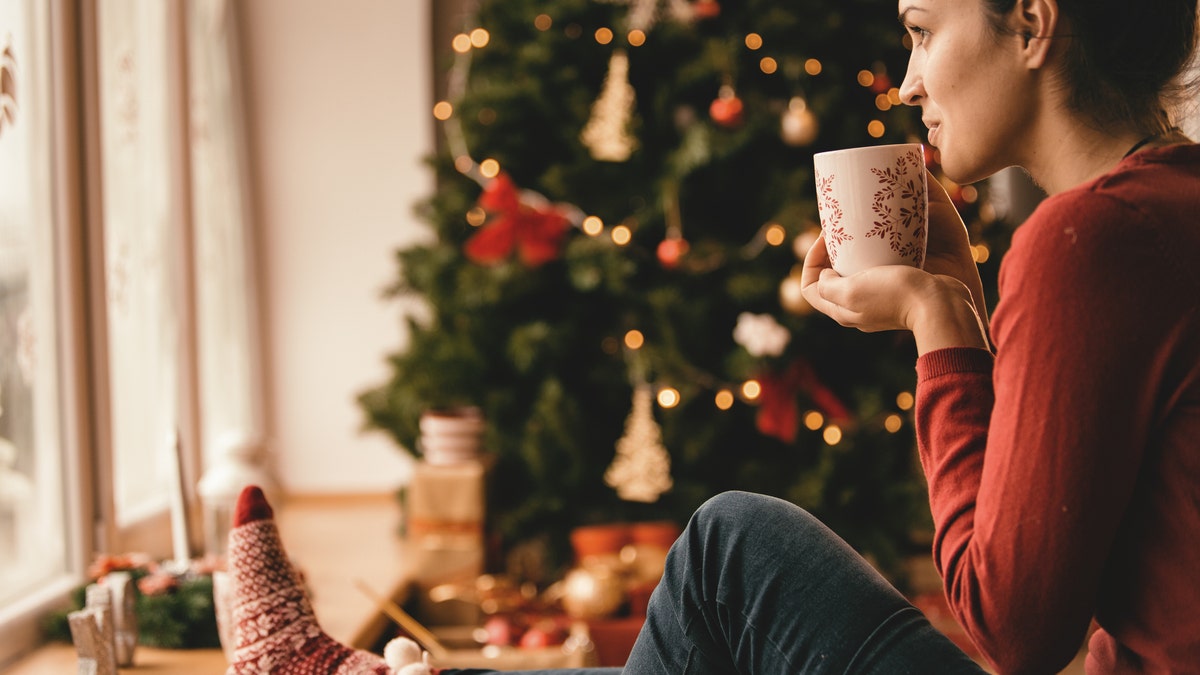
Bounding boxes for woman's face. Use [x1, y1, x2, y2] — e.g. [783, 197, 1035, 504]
[898, 0, 1031, 183]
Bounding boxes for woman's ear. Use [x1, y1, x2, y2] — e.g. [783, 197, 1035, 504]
[1013, 0, 1060, 67]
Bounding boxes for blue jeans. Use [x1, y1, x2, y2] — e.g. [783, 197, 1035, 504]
[446, 491, 986, 674]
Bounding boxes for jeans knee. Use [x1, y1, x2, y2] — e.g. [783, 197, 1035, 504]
[693, 490, 803, 535]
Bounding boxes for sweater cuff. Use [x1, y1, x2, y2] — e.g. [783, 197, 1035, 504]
[916, 347, 994, 382]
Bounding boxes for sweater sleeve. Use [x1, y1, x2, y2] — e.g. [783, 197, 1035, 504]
[914, 193, 1165, 674]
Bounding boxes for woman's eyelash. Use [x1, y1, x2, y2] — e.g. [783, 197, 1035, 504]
[905, 24, 929, 38]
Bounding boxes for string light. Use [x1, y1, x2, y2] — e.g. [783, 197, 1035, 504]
[452, 33, 472, 53]
[454, 156, 474, 173]
[714, 390, 735, 410]
[582, 215, 605, 235]
[466, 206, 486, 227]
[888, 88, 903, 106]
[765, 223, 786, 246]
[759, 57, 778, 74]
[479, 158, 501, 178]
[804, 58, 823, 75]
[884, 414, 903, 433]
[470, 28, 490, 48]
[896, 391, 914, 410]
[534, 14, 553, 31]
[595, 27, 614, 45]
[624, 329, 645, 349]
[657, 387, 681, 408]
[823, 425, 843, 445]
[857, 70, 875, 87]
[867, 120, 886, 137]
[433, 101, 453, 120]
[741, 379, 762, 400]
[611, 224, 632, 245]
[972, 244, 991, 263]
[628, 29, 646, 47]
[875, 93, 892, 111]
[803, 410, 824, 431]
[745, 33, 763, 50]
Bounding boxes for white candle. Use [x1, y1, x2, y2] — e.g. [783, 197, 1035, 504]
[168, 429, 192, 568]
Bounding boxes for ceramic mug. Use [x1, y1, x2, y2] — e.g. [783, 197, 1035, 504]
[813, 143, 928, 276]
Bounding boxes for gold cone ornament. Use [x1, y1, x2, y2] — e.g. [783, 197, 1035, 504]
[605, 386, 674, 502]
[581, 50, 638, 162]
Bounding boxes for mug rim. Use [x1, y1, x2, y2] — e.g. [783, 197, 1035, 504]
[813, 142, 924, 161]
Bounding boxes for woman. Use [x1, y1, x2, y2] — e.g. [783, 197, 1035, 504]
[622, 0, 1200, 673]
[222, 1, 1198, 672]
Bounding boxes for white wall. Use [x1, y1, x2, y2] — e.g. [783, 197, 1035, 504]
[238, 0, 431, 493]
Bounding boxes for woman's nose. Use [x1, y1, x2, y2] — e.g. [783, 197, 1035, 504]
[898, 59, 922, 106]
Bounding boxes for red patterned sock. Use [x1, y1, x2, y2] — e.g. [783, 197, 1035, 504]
[225, 485, 435, 674]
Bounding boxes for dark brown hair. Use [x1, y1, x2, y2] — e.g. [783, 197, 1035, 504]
[983, 0, 1200, 134]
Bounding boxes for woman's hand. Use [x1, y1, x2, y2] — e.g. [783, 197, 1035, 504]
[800, 234, 990, 354]
[799, 235, 930, 332]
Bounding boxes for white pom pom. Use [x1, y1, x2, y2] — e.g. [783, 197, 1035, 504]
[383, 637, 426, 671]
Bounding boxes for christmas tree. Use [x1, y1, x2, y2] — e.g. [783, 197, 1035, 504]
[359, 0, 1011, 581]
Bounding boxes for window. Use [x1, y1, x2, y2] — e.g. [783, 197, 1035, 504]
[0, 0, 68, 605]
[95, 0, 188, 530]
[0, 0, 264, 664]
[0, 0, 80, 666]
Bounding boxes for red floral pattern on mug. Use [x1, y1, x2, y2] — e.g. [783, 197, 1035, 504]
[816, 173, 849, 268]
[866, 148, 926, 267]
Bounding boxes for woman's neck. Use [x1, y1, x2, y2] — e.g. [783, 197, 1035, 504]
[1023, 122, 1149, 194]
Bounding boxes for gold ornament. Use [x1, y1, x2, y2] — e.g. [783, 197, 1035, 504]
[560, 563, 626, 619]
[581, 50, 638, 162]
[779, 265, 813, 315]
[780, 96, 818, 146]
[605, 386, 674, 502]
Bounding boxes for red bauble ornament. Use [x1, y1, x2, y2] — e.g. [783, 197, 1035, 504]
[657, 237, 690, 268]
[709, 85, 744, 128]
[483, 614, 520, 646]
[693, 0, 721, 19]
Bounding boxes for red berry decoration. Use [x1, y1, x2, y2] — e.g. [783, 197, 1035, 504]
[657, 237, 690, 268]
[519, 626, 552, 649]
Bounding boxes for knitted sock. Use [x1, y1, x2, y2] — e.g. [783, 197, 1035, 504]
[225, 485, 435, 675]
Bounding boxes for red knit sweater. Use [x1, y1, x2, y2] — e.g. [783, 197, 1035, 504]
[915, 144, 1200, 674]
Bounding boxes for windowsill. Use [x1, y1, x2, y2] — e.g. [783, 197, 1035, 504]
[4, 492, 411, 674]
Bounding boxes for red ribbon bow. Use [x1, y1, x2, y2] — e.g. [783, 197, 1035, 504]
[463, 173, 571, 267]
[756, 359, 852, 443]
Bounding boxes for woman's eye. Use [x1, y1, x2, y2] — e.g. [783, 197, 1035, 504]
[904, 24, 929, 47]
